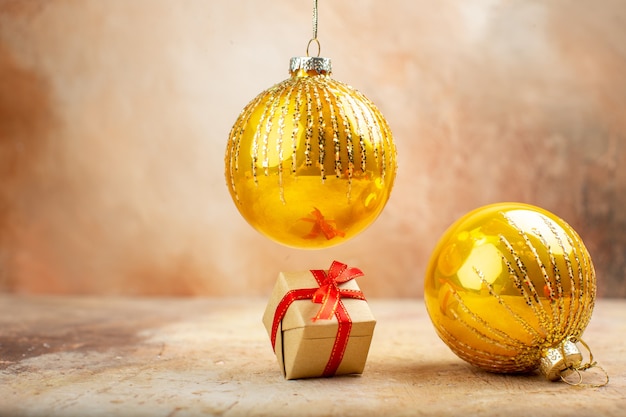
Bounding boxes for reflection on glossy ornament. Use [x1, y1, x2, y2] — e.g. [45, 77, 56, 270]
[225, 56, 396, 249]
[424, 203, 597, 379]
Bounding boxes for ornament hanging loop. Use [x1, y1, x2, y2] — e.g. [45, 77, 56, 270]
[559, 338, 609, 388]
[306, 0, 321, 57]
[560, 368, 583, 386]
[306, 38, 321, 57]
[539, 337, 609, 387]
[560, 364, 609, 388]
[560, 338, 609, 388]
[575, 338, 596, 371]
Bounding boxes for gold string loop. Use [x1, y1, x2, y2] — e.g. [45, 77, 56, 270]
[306, 38, 321, 57]
[560, 338, 609, 388]
[560, 368, 583, 386]
[306, 0, 321, 57]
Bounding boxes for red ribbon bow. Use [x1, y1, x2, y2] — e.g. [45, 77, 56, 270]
[310, 260, 365, 321]
[270, 260, 366, 377]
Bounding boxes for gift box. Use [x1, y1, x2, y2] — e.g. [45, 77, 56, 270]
[262, 261, 376, 380]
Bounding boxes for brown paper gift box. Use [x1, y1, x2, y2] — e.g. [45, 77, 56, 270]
[262, 269, 376, 380]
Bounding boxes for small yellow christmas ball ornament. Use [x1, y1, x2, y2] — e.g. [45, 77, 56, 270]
[225, 56, 396, 249]
[424, 203, 598, 380]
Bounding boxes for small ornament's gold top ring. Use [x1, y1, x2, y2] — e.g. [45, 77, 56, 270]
[306, 38, 321, 57]
[560, 367, 583, 386]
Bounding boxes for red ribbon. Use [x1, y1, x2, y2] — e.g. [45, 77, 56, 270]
[270, 260, 366, 377]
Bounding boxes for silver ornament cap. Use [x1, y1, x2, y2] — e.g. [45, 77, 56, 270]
[289, 56, 332, 75]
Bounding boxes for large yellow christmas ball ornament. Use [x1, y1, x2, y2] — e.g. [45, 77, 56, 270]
[225, 56, 396, 249]
[424, 203, 597, 380]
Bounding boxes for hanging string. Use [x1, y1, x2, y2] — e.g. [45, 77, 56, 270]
[312, 0, 318, 39]
[306, 0, 321, 57]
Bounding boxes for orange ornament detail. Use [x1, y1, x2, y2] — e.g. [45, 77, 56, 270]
[300, 207, 346, 240]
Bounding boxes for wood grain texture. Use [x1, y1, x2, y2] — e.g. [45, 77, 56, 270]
[0, 296, 624, 416]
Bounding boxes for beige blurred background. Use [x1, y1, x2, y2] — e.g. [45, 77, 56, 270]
[0, 0, 625, 297]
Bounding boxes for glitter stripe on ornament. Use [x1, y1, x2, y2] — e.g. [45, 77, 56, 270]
[505, 214, 561, 327]
[472, 264, 543, 342]
[276, 83, 296, 203]
[543, 217, 578, 337]
[250, 87, 277, 185]
[335, 83, 369, 173]
[443, 290, 545, 372]
[321, 84, 342, 178]
[261, 87, 282, 177]
[226, 90, 267, 203]
[535, 230, 567, 329]
[449, 286, 530, 350]
[498, 245, 544, 340]
[354, 90, 379, 171]
[437, 315, 538, 372]
[291, 83, 303, 174]
[505, 223, 558, 326]
[312, 81, 326, 181]
[505, 215, 564, 334]
[499, 233, 552, 333]
[569, 230, 596, 337]
[449, 333, 538, 372]
[304, 81, 314, 168]
[378, 108, 393, 182]
[337, 82, 393, 183]
[333, 88, 354, 200]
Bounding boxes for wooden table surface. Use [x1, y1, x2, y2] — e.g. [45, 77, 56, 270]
[0, 296, 624, 417]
